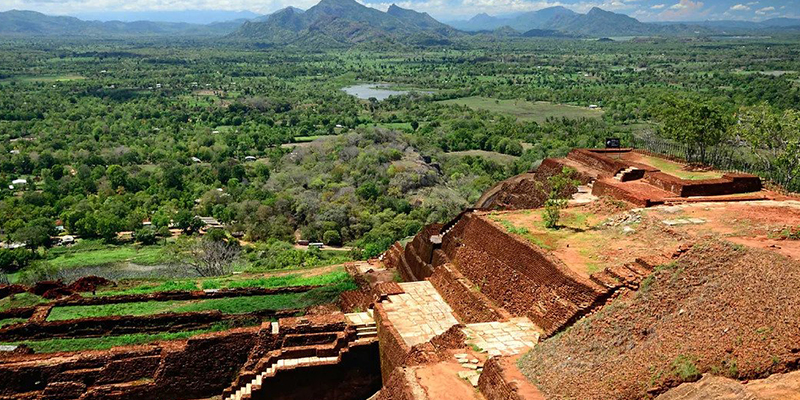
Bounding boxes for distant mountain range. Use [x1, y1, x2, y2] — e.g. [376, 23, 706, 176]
[0, 10, 247, 36]
[70, 10, 260, 25]
[1, 3, 799, 42]
[448, 7, 800, 36]
[231, 0, 458, 46]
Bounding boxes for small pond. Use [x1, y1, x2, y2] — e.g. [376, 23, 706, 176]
[342, 84, 412, 101]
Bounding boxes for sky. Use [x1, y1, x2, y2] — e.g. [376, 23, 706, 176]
[0, 0, 797, 22]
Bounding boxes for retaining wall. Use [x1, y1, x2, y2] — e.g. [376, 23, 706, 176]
[566, 148, 629, 176]
[251, 341, 381, 400]
[428, 263, 508, 323]
[478, 356, 541, 400]
[442, 214, 606, 336]
[646, 172, 762, 197]
[591, 180, 664, 207]
[374, 302, 411, 384]
[0, 315, 360, 400]
[0, 310, 295, 341]
[396, 224, 442, 281]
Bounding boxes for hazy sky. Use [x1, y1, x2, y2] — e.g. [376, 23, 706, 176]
[1, 0, 797, 21]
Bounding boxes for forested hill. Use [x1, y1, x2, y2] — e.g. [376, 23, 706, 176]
[230, 0, 460, 46]
[0, 10, 243, 36]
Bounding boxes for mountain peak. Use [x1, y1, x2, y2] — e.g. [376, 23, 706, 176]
[587, 7, 610, 15]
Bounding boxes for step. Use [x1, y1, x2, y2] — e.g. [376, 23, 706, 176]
[624, 260, 652, 277]
[606, 265, 639, 285]
[589, 270, 622, 290]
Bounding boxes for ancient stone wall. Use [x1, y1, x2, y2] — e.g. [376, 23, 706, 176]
[591, 180, 663, 207]
[428, 263, 508, 323]
[251, 341, 381, 400]
[646, 172, 762, 197]
[374, 302, 411, 384]
[375, 367, 425, 400]
[443, 214, 605, 335]
[396, 224, 441, 281]
[566, 149, 627, 176]
[0, 311, 279, 341]
[478, 356, 540, 400]
[0, 327, 260, 400]
[0, 315, 359, 400]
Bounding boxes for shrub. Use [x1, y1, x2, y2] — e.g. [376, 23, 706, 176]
[134, 228, 158, 245]
[671, 354, 701, 381]
[323, 230, 342, 246]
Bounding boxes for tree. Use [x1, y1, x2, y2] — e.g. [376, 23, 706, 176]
[134, 227, 158, 245]
[733, 105, 800, 189]
[542, 167, 580, 229]
[106, 165, 128, 190]
[656, 97, 729, 164]
[174, 210, 204, 233]
[167, 237, 240, 277]
[12, 224, 52, 249]
[323, 230, 342, 246]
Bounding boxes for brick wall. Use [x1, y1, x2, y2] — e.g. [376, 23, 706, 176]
[428, 263, 508, 323]
[443, 214, 605, 335]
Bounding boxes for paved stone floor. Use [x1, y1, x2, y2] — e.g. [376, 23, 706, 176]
[463, 317, 541, 356]
[383, 281, 460, 347]
[345, 311, 374, 326]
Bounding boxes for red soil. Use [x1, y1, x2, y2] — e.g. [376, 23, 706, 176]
[519, 240, 800, 400]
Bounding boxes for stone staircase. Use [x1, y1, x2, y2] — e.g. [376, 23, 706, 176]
[613, 166, 640, 181]
[348, 311, 378, 340]
[223, 313, 377, 400]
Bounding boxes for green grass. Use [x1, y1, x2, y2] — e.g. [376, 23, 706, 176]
[0, 322, 234, 353]
[446, 150, 519, 164]
[94, 269, 353, 297]
[671, 354, 701, 381]
[172, 293, 306, 314]
[96, 280, 200, 296]
[48, 300, 188, 321]
[48, 244, 167, 269]
[2, 74, 86, 83]
[207, 270, 354, 290]
[638, 155, 723, 181]
[294, 135, 327, 142]
[0, 292, 46, 312]
[0, 318, 27, 328]
[438, 96, 603, 123]
[48, 278, 357, 321]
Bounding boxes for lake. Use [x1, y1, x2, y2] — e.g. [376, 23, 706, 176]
[342, 84, 410, 101]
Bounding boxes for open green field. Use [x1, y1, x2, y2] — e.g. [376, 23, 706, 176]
[446, 150, 519, 164]
[439, 97, 604, 123]
[46, 293, 305, 321]
[0, 74, 86, 83]
[92, 268, 353, 296]
[47, 244, 167, 269]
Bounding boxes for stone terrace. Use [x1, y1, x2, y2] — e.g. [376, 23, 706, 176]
[463, 318, 540, 357]
[382, 281, 460, 346]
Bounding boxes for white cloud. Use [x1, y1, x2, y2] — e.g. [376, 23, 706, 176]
[729, 3, 749, 10]
[651, 3, 665, 8]
[745, 1, 758, 4]
[657, 0, 704, 19]
[755, 6, 774, 14]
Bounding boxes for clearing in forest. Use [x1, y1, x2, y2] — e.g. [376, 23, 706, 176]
[438, 96, 604, 123]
